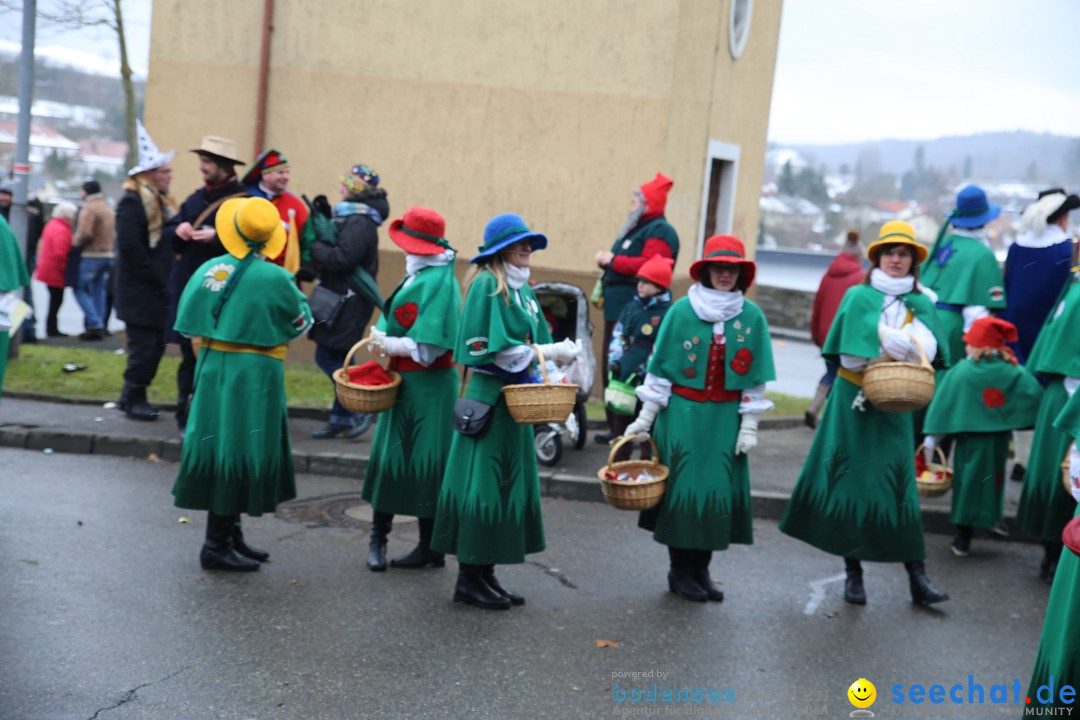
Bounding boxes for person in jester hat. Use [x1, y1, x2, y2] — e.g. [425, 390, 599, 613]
[0, 213, 30, 407]
[624, 235, 775, 603]
[1026, 387, 1080, 708]
[922, 317, 1042, 558]
[1016, 264, 1080, 583]
[920, 184, 1006, 367]
[171, 197, 312, 572]
[779, 221, 952, 607]
[240, 148, 315, 283]
[604, 253, 674, 459]
[431, 213, 582, 610]
[359, 206, 461, 572]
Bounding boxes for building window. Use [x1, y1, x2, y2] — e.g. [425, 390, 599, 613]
[729, 0, 753, 60]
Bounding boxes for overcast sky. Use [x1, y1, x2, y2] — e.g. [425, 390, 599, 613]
[2, 0, 1078, 147]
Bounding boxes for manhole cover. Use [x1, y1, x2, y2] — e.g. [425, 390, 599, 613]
[277, 493, 416, 529]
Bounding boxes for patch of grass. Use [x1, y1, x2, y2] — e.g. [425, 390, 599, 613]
[5, 343, 333, 409]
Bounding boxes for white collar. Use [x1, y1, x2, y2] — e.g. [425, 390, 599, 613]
[950, 226, 990, 247]
[870, 268, 914, 296]
[506, 264, 530, 290]
[687, 283, 743, 323]
[258, 181, 279, 200]
[1014, 224, 1069, 249]
[405, 250, 453, 278]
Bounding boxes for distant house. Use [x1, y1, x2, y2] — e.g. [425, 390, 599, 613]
[0, 120, 80, 167]
[76, 139, 127, 177]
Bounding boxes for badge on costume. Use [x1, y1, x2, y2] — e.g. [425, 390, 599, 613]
[737, 334, 745, 343]
[989, 286, 1004, 303]
[641, 323, 653, 336]
[202, 262, 234, 292]
[622, 240, 631, 249]
[651, 316, 660, 325]
[692, 336, 701, 345]
[683, 340, 693, 350]
[733, 320, 742, 330]
[683, 367, 696, 379]
[466, 336, 489, 357]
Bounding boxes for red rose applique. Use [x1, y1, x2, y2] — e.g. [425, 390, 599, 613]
[982, 387, 1006, 409]
[730, 348, 753, 376]
[393, 302, 419, 328]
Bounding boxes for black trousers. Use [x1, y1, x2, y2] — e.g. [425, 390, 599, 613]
[123, 323, 165, 389]
[177, 336, 196, 404]
[46, 286, 64, 336]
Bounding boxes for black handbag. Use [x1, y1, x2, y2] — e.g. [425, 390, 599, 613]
[452, 368, 494, 437]
[308, 284, 348, 330]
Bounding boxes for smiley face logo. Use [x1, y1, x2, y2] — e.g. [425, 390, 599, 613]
[847, 678, 876, 709]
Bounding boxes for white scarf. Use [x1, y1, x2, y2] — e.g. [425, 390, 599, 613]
[950, 226, 990, 248]
[1014, 224, 1069, 250]
[405, 250, 453, 278]
[870, 268, 914, 296]
[506, 264, 530, 290]
[687, 283, 744, 331]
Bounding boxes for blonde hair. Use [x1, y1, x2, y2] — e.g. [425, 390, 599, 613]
[464, 253, 512, 305]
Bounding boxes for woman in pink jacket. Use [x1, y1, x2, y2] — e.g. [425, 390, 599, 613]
[33, 201, 78, 338]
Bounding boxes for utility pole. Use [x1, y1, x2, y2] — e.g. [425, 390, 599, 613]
[10, 0, 36, 264]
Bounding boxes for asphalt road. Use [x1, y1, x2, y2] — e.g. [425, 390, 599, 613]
[0, 449, 1053, 719]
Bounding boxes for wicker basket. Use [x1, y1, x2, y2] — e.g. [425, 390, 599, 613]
[332, 338, 402, 414]
[916, 444, 953, 498]
[863, 335, 936, 413]
[597, 436, 669, 511]
[502, 344, 579, 424]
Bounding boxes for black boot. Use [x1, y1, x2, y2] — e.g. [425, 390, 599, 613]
[483, 564, 524, 606]
[844, 557, 866, 605]
[667, 547, 707, 602]
[1040, 541, 1063, 584]
[231, 516, 269, 562]
[453, 563, 511, 610]
[118, 383, 132, 412]
[390, 517, 445, 569]
[367, 511, 392, 571]
[691, 550, 724, 602]
[175, 395, 190, 432]
[904, 560, 949, 606]
[124, 386, 159, 422]
[951, 525, 973, 557]
[199, 513, 259, 572]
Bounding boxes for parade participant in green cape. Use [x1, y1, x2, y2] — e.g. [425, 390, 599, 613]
[431, 213, 581, 610]
[780, 221, 951, 607]
[624, 235, 775, 603]
[1027, 386, 1080, 707]
[1017, 265, 1080, 583]
[360, 207, 461, 572]
[920, 184, 1006, 367]
[0, 214, 30, 407]
[922, 317, 1042, 557]
[172, 197, 312, 572]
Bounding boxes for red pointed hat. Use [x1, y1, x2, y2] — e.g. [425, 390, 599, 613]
[636, 255, 674, 289]
[639, 172, 673, 217]
[962, 317, 1018, 349]
[689, 235, 756, 289]
[388, 206, 452, 255]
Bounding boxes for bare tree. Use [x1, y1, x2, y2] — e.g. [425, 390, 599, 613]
[0, 0, 138, 169]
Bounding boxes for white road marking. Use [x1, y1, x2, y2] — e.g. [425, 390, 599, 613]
[804, 572, 847, 615]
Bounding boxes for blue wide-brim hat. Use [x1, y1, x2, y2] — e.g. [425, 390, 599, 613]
[471, 212, 548, 263]
[951, 184, 1001, 228]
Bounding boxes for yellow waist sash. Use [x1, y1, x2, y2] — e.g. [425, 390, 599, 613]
[196, 337, 288, 361]
[837, 367, 863, 387]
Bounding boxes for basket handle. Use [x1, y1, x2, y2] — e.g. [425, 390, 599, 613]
[342, 337, 375, 373]
[531, 343, 551, 384]
[609, 434, 659, 468]
[909, 335, 933, 371]
[915, 442, 947, 468]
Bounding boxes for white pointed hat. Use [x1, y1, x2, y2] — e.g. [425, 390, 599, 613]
[128, 119, 175, 176]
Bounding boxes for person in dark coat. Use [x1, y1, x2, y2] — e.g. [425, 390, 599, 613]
[161, 136, 249, 431]
[114, 122, 177, 421]
[308, 163, 388, 439]
[805, 230, 865, 428]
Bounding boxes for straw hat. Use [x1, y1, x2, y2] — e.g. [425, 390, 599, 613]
[190, 135, 245, 166]
[866, 221, 929, 266]
[215, 197, 286, 260]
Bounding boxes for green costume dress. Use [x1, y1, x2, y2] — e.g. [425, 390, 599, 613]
[636, 295, 775, 550]
[172, 254, 312, 516]
[602, 217, 679, 323]
[780, 285, 949, 562]
[0, 215, 30, 407]
[430, 270, 552, 565]
[1027, 390, 1080, 704]
[923, 355, 1042, 528]
[920, 231, 1006, 366]
[1016, 274, 1080, 541]
[361, 261, 461, 519]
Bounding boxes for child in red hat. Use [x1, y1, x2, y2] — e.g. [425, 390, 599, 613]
[603, 254, 674, 456]
[922, 317, 1044, 557]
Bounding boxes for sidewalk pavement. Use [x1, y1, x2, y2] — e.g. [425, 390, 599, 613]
[0, 394, 1034, 539]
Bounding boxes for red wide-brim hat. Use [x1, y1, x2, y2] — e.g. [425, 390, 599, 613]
[388, 206, 451, 256]
[689, 234, 756, 288]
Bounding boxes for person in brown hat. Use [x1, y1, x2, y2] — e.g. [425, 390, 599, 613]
[161, 135, 249, 431]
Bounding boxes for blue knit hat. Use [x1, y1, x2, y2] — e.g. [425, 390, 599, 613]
[471, 213, 548, 263]
[950, 185, 1001, 229]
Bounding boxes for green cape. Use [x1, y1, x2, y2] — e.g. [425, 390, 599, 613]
[453, 270, 552, 367]
[376, 261, 461, 350]
[0, 215, 29, 292]
[923, 355, 1043, 434]
[920, 233, 1005, 308]
[1026, 276, 1080, 378]
[822, 284, 950, 366]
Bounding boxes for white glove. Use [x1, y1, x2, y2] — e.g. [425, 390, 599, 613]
[923, 435, 940, 466]
[381, 336, 415, 358]
[537, 338, 583, 363]
[624, 401, 660, 441]
[881, 327, 914, 361]
[368, 327, 388, 352]
[735, 414, 759, 455]
[1070, 444, 1080, 503]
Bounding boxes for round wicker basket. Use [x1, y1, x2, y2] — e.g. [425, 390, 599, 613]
[863, 335, 935, 413]
[916, 444, 952, 498]
[502, 344, 579, 424]
[597, 436, 668, 511]
[332, 338, 402, 414]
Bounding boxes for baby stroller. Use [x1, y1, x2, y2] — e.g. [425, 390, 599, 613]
[532, 281, 595, 467]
